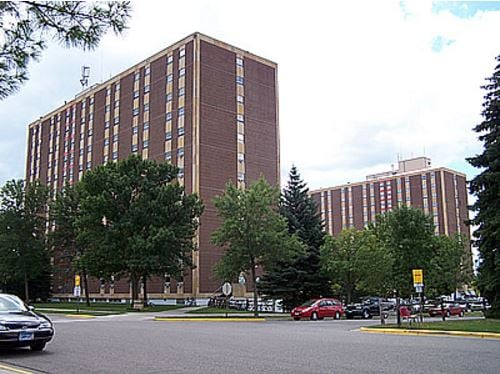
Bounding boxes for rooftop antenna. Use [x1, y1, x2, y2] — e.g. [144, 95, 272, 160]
[80, 66, 90, 90]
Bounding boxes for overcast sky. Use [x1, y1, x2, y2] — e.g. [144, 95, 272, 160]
[1, 0, 499, 191]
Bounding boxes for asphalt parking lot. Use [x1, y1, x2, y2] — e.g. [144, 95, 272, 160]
[0, 314, 499, 374]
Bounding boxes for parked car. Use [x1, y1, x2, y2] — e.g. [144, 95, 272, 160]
[345, 297, 392, 319]
[291, 298, 344, 321]
[0, 293, 54, 351]
[428, 302, 465, 317]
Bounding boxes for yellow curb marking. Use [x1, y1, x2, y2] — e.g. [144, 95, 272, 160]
[360, 327, 500, 340]
[154, 317, 265, 322]
[0, 363, 33, 374]
[64, 314, 96, 319]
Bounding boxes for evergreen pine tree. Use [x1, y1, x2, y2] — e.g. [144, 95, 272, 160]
[467, 55, 500, 317]
[259, 166, 331, 310]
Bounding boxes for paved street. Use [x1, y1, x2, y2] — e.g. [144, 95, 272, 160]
[0, 313, 499, 374]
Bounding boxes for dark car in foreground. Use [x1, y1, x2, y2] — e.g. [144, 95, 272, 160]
[0, 293, 54, 351]
[291, 298, 344, 321]
[345, 297, 393, 319]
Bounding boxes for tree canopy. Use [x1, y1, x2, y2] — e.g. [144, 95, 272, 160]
[467, 54, 500, 317]
[76, 156, 203, 304]
[0, 1, 131, 99]
[0, 179, 49, 301]
[212, 178, 304, 316]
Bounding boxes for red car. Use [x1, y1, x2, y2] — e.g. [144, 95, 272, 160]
[428, 303, 465, 317]
[291, 298, 344, 321]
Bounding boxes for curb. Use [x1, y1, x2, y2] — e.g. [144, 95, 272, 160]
[359, 327, 500, 340]
[64, 314, 96, 319]
[154, 317, 265, 322]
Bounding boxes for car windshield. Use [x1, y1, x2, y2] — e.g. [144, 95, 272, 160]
[300, 299, 317, 307]
[0, 295, 28, 312]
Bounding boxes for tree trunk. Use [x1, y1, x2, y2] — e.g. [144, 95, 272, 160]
[24, 270, 29, 303]
[130, 273, 138, 305]
[83, 268, 90, 307]
[346, 284, 353, 305]
[250, 257, 259, 317]
[143, 274, 148, 307]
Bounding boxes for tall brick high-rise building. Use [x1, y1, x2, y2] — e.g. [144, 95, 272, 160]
[25, 33, 279, 301]
[310, 157, 472, 271]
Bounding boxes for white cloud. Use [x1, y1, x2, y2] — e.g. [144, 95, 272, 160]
[0, 0, 498, 191]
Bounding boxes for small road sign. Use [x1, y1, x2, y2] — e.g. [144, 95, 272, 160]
[412, 269, 423, 287]
[75, 275, 81, 287]
[222, 282, 232, 296]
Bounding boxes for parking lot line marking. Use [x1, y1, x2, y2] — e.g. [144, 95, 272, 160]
[64, 314, 96, 319]
[154, 317, 265, 322]
[0, 363, 33, 374]
[360, 327, 500, 340]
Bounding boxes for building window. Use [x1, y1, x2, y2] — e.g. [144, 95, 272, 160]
[133, 108, 139, 116]
[133, 91, 139, 99]
[87, 144, 92, 152]
[86, 161, 91, 170]
[237, 133, 244, 143]
[145, 66, 150, 76]
[167, 74, 173, 83]
[238, 172, 245, 182]
[144, 103, 149, 112]
[179, 67, 185, 76]
[132, 144, 138, 152]
[144, 85, 150, 94]
[106, 87, 111, 96]
[236, 57, 243, 67]
[114, 116, 119, 124]
[167, 55, 173, 64]
[166, 112, 172, 121]
[105, 105, 110, 112]
[104, 138, 110, 146]
[179, 48, 185, 58]
[113, 134, 119, 143]
[238, 153, 244, 162]
[178, 168, 184, 178]
[166, 93, 173, 102]
[134, 72, 140, 81]
[115, 83, 120, 92]
[143, 121, 150, 131]
[143, 140, 149, 149]
[112, 151, 118, 160]
[178, 87, 185, 97]
[178, 107, 184, 116]
[104, 155, 109, 163]
[132, 126, 138, 134]
[178, 127, 185, 136]
[237, 95, 244, 103]
[177, 148, 184, 157]
[165, 131, 172, 140]
[236, 76, 244, 85]
[237, 114, 244, 123]
[165, 151, 172, 160]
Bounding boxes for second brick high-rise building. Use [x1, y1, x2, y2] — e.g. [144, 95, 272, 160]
[25, 33, 279, 301]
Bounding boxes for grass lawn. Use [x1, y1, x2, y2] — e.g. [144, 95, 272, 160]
[375, 319, 500, 333]
[33, 302, 184, 314]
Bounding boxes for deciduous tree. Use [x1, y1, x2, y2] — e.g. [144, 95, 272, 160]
[0, 180, 49, 302]
[212, 178, 304, 316]
[76, 156, 203, 305]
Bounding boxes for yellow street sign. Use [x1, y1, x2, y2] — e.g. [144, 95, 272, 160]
[412, 269, 423, 286]
[75, 275, 81, 287]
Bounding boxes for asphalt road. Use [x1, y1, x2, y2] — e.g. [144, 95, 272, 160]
[0, 314, 499, 374]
